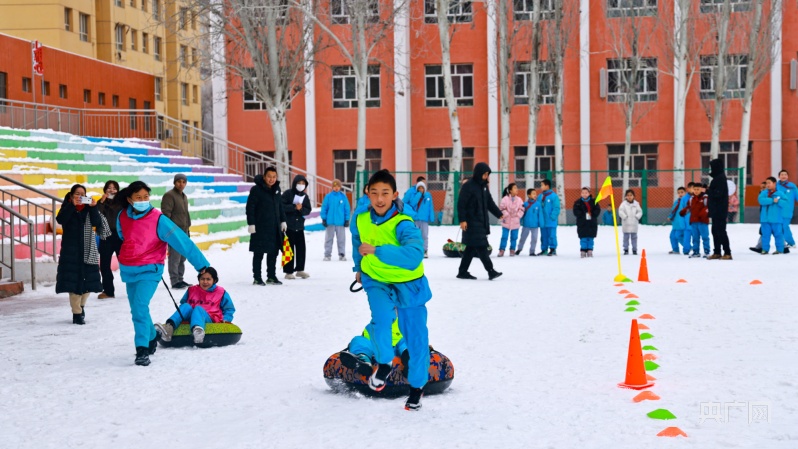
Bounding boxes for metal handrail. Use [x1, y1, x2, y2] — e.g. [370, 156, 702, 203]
[0, 202, 36, 290]
[0, 174, 62, 266]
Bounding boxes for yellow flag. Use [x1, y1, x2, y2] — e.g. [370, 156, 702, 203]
[595, 176, 613, 204]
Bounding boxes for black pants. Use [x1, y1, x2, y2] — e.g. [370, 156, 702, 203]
[98, 233, 122, 296]
[283, 229, 306, 273]
[459, 245, 494, 275]
[711, 220, 731, 255]
[253, 251, 278, 280]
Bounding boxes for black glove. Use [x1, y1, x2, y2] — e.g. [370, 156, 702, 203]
[344, 221, 350, 227]
[322, 220, 327, 228]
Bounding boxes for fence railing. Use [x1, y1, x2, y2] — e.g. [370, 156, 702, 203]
[0, 174, 62, 265]
[358, 168, 747, 224]
[0, 203, 37, 290]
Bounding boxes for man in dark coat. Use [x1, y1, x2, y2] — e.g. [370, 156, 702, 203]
[456, 162, 504, 280]
[246, 166, 287, 285]
[707, 158, 732, 259]
[281, 174, 312, 279]
[161, 173, 192, 288]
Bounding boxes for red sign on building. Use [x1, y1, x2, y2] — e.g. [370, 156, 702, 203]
[31, 41, 43, 76]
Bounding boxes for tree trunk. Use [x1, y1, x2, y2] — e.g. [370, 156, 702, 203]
[672, 0, 689, 194]
[354, 17, 368, 175]
[268, 107, 291, 187]
[525, 69, 539, 190]
[554, 82, 565, 225]
[498, 0, 511, 191]
[709, 0, 732, 160]
[622, 122, 633, 193]
[709, 94, 723, 160]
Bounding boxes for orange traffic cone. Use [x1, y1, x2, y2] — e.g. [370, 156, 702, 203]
[637, 249, 649, 282]
[618, 319, 655, 390]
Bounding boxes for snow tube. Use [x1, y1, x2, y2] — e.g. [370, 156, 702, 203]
[323, 347, 454, 397]
[157, 322, 242, 348]
[442, 240, 493, 258]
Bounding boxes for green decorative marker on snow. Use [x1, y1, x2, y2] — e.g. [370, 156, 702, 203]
[647, 409, 677, 420]
[644, 360, 659, 371]
[624, 307, 638, 312]
[639, 332, 654, 340]
[642, 345, 658, 351]
[625, 300, 640, 306]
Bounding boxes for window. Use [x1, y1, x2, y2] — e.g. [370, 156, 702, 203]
[180, 45, 188, 68]
[0, 72, 7, 112]
[22, 77, 32, 93]
[192, 85, 199, 104]
[425, 64, 474, 107]
[142, 33, 149, 53]
[98, 92, 106, 105]
[513, 146, 555, 176]
[514, 61, 555, 105]
[115, 0, 123, 7]
[129, 98, 137, 130]
[334, 149, 382, 189]
[182, 120, 190, 143]
[700, 142, 753, 185]
[181, 83, 189, 105]
[112, 94, 119, 107]
[180, 7, 189, 29]
[154, 36, 162, 60]
[152, 0, 161, 20]
[142, 0, 147, 12]
[700, 55, 747, 100]
[130, 0, 136, 7]
[700, 0, 751, 13]
[191, 48, 198, 66]
[425, 0, 472, 23]
[155, 77, 163, 101]
[130, 29, 138, 51]
[332, 65, 380, 108]
[243, 70, 266, 110]
[79, 13, 89, 42]
[607, 144, 659, 187]
[331, 0, 379, 24]
[115, 24, 125, 52]
[607, 58, 658, 102]
[59, 84, 68, 99]
[425, 148, 475, 190]
[83, 89, 91, 103]
[606, 0, 657, 17]
[64, 8, 72, 31]
[43, 81, 51, 96]
[513, 0, 555, 20]
[144, 101, 152, 131]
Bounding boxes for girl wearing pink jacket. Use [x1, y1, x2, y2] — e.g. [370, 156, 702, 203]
[498, 183, 525, 256]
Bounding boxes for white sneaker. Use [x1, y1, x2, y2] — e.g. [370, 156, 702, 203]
[297, 271, 310, 279]
[192, 327, 205, 344]
[285, 273, 296, 280]
[323, 256, 331, 261]
[155, 322, 174, 342]
[339, 255, 347, 261]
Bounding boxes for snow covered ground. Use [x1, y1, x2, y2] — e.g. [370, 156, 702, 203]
[1, 224, 796, 448]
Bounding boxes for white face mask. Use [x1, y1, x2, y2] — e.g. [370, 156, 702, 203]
[106, 194, 116, 199]
[296, 184, 306, 193]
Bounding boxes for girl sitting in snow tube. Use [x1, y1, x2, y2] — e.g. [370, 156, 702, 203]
[324, 319, 454, 397]
[155, 267, 240, 348]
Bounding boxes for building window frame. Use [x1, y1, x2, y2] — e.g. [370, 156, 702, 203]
[425, 147, 475, 190]
[606, 0, 658, 18]
[334, 149, 382, 190]
[155, 77, 163, 101]
[83, 89, 91, 104]
[607, 58, 658, 103]
[425, 64, 474, 108]
[129, 98, 137, 130]
[154, 36, 162, 61]
[130, 29, 138, 51]
[700, 54, 748, 100]
[182, 120, 190, 143]
[700, 142, 753, 185]
[513, 61, 555, 105]
[115, 24, 125, 53]
[142, 32, 149, 53]
[59, 84, 68, 99]
[424, 0, 472, 23]
[513, 146, 555, 177]
[64, 8, 72, 31]
[98, 92, 106, 105]
[112, 94, 119, 107]
[607, 144, 659, 187]
[700, 0, 751, 13]
[22, 77, 32, 93]
[513, 0, 555, 21]
[332, 65, 381, 108]
[181, 83, 189, 106]
[331, 0, 379, 25]
[79, 13, 90, 42]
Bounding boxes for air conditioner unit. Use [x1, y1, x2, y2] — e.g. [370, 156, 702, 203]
[790, 59, 797, 91]
[599, 68, 607, 99]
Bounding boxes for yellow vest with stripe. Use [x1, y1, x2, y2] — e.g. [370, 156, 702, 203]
[357, 210, 424, 283]
[362, 319, 403, 346]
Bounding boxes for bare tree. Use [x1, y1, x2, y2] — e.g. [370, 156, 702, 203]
[493, 0, 514, 190]
[521, 0, 546, 191]
[604, 0, 659, 193]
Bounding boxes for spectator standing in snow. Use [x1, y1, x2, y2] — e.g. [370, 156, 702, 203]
[759, 177, 786, 254]
[406, 180, 435, 258]
[282, 175, 312, 279]
[776, 170, 797, 250]
[667, 187, 688, 255]
[456, 162, 504, 281]
[618, 189, 642, 256]
[749, 181, 768, 253]
[246, 166, 287, 285]
[403, 176, 426, 206]
[56, 184, 112, 324]
[321, 179, 350, 261]
[517, 188, 542, 256]
[161, 173, 192, 288]
[539, 179, 560, 256]
[573, 187, 600, 258]
[497, 183, 524, 257]
[707, 158, 732, 260]
[679, 182, 695, 252]
[97, 180, 123, 298]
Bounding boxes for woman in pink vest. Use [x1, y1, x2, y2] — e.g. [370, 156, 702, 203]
[115, 181, 210, 366]
[155, 267, 235, 345]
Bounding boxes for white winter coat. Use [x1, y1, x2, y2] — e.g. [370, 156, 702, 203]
[618, 200, 643, 233]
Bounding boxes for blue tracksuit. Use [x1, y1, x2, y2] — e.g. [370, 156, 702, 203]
[321, 190, 351, 226]
[759, 189, 785, 253]
[117, 205, 209, 348]
[406, 190, 435, 223]
[668, 198, 686, 253]
[351, 203, 431, 389]
[167, 284, 235, 330]
[777, 181, 797, 246]
[522, 198, 542, 228]
[356, 194, 371, 213]
[348, 325, 408, 361]
[540, 190, 560, 251]
[679, 194, 693, 251]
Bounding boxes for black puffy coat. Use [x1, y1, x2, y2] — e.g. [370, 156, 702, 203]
[246, 175, 287, 254]
[55, 195, 104, 295]
[97, 198, 123, 232]
[707, 158, 729, 221]
[281, 175, 312, 231]
[457, 162, 502, 247]
[573, 197, 600, 238]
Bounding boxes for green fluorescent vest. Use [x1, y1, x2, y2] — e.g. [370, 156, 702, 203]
[357, 211, 424, 283]
[362, 319, 403, 347]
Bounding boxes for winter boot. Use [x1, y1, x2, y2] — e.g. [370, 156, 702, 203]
[155, 322, 175, 342]
[749, 247, 761, 253]
[424, 251, 429, 259]
[72, 314, 85, 325]
[323, 256, 331, 261]
[587, 250, 593, 258]
[707, 254, 722, 260]
[456, 272, 477, 280]
[339, 255, 347, 261]
[509, 250, 516, 257]
[253, 278, 266, 286]
[547, 249, 557, 257]
[580, 250, 587, 258]
[689, 252, 702, 258]
[514, 250, 521, 256]
[339, 350, 374, 377]
[721, 254, 733, 260]
[497, 250, 505, 257]
[134, 347, 150, 366]
[285, 273, 296, 280]
[148, 337, 157, 355]
[81, 306, 85, 319]
[633, 250, 637, 256]
[296, 271, 310, 279]
[193, 326, 205, 344]
[368, 363, 393, 392]
[488, 270, 503, 281]
[785, 248, 791, 254]
[623, 249, 629, 255]
[266, 277, 283, 285]
[405, 387, 424, 411]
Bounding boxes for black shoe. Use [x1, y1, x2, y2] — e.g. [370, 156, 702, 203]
[81, 306, 85, 319]
[633, 251, 637, 256]
[135, 347, 150, 366]
[72, 314, 85, 325]
[456, 272, 477, 280]
[785, 248, 791, 254]
[405, 387, 424, 411]
[171, 282, 189, 289]
[547, 249, 557, 257]
[623, 250, 629, 255]
[749, 247, 761, 253]
[368, 363, 392, 392]
[148, 337, 157, 355]
[514, 250, 521, 256]
[537, 251, 547, 256]
[266, 277, 283, 285]
[253, 278, 266, 286]
[339, 350, 374, 377]
[488, 270, 503, 281]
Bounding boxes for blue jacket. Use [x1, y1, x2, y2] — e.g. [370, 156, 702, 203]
[540, 190, 560, 227]
[350, 203, 431, 307]
[116, 205, 209, 283]
[521, 198, 542, 228]
[180, 284, 236, 322]
[356, 194, 371, 214]
[402, 187, 417, 206]
[668, 198, 686, 231]
[679, 194, 692, 228]
[406, 190, 435, 223]
[759, 189, 785, 223]
[321, 191, 351, 226]
[776, 181, 798, 218]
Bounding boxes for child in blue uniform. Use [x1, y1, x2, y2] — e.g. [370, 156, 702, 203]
[518, 188, 542, 255]
[759, 177, 786, 254]
[351, 169, 431, 411]
[668, 187, 687, 254]
[679, 182, 694, 253]
[777, 170, 797, 249]
[539, 179, 560, 256]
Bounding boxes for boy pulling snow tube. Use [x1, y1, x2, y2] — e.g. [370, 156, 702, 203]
[157, 322, 242, 348]
[323, 347, 454, 397]
[442, 240, 493, 258]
